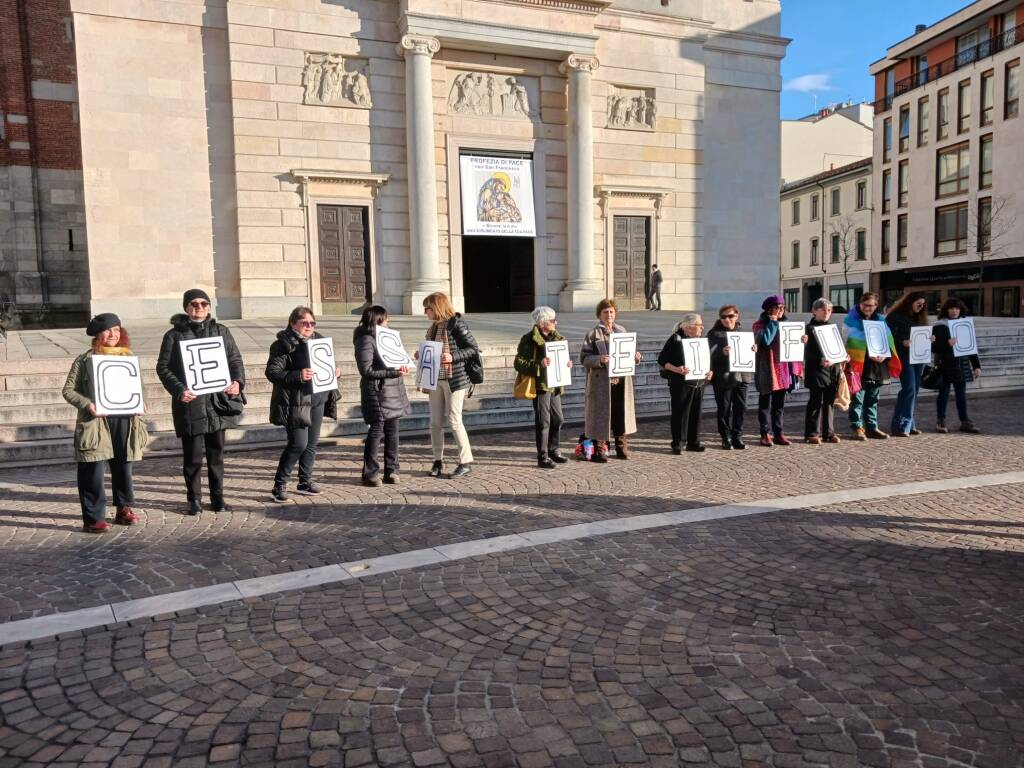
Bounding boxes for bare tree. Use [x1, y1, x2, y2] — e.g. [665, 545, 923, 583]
[827, 215, 865, 308]
[966, 194, 1017, 315]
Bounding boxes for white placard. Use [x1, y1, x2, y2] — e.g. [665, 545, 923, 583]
[862, 320, 891, 358]
[416, 341, 443, 390]
[91, 355, 145, 416]
[544, 340, 572, 389]
[948, 318, 978, 357]
[682, 337, 711, 381]
[607, 332, 637, 377]
[812, 324, 847, 365]
[459, 155, 536, 237]
[778, 322, 805, 363]
[909, 326, 933, 365]
[725, 331, 756, 373]
[306, 337, 338, 394]
[375, 326, 413, 368]
[178, 337, 231, 395]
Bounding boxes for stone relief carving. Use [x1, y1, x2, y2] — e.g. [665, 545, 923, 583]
[447, 72, 536, 119]
[303, 53, 371, 109]
[606, 86, 656, 130]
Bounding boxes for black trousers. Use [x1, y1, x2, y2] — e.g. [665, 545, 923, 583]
[805, 384, 838, 438]
[77, 416, 134, 524]
[712, 382, 747, 441]
[275, 401, 325, 486]
[182, 429, 226, 505]
[533, 390, 563, 457]
[669, 379, 704, 448]
[757, 390, 787, 437]
[363, 417, 400, 479]
[610, 380, 626, 439]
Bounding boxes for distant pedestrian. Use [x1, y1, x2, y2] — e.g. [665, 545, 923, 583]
[63, 313, 149, 533]
[844, 292, 901, 441]
[752, 295, 805, 446]
[932, 297, 982, 434]
[514, 306, 572, 468]
[803, 298, 845, 444]
[707, 304, 752, 450]
[658, 312, 713, 453]
[885, 291, 930, 437]
[647, 264, 663, 310]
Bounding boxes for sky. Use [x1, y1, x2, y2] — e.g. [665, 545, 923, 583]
[780, 0, 971, 119]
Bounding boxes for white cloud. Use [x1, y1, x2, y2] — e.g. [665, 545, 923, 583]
[783, 73, 834, 93]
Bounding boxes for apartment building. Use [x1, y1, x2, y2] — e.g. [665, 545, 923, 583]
[870, 0, 1024, 316]
[780, 158, 873, 313]
[780, 101, 873, 184]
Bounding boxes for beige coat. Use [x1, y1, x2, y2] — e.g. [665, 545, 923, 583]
[580, 323, 638, 441]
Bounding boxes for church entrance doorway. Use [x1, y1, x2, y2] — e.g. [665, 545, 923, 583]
[462, 236, 534, 312]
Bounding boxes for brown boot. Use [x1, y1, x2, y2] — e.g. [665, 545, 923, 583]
[592, 441, 609, 463]
[614, 436, 630, 459]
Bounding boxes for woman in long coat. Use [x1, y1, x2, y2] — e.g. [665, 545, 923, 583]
[580, 298, 642, 461]
[752, 295, 804, 447]
[354, 305, 411, 485]
[932, 297, 982, 433]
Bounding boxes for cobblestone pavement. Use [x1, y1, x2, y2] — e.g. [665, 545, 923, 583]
[1, 394, 1023, 622]
[2, 479, 1023, 767]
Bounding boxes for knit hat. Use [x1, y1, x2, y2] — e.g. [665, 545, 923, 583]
[182, 288, 212, 309]
[761, 294, 785, 311]
[86, 313, 121, 337]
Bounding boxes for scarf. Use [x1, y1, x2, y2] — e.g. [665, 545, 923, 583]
[844, 305, 901, 378]
[95, 346, 133, 356]
[427, 321, 452, 379]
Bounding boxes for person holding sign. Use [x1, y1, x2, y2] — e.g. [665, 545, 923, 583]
[156, 289, 245, 516]
[803, 299, 846, 445]
[266, 307, 341, 501]
[658, 313, 713, 454]
[354, 306, 412, 485]
[932, 297, 982, 433]
[752, 295, 805, 447]
[62, 313, 149, 533]
[418, 292, 479, 478]
[581, 299, 642, 461]
[843, 292, 901, 441]
[514, 306, 573, 468]
[707, 305, 753, 450]
[885, 292, 931, 437]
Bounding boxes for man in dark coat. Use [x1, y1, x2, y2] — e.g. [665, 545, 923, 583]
[647, 264, 663, 310]
[155, 289, 245, 515]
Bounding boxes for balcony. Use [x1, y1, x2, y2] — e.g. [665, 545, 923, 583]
[874, 23, 1023, 113]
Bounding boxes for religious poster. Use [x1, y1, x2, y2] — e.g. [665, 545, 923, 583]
[948, 318, 978, 357]
[459, 155, 536, 237]
[544, 340, 572, 389]
[863, 320, 891, 359]
[778, 322, 805, 363]
[725, 331, 756, 373]
[607, 333, 637, 377]
[178, 337, 231, 395]
[375, 326, 414, 368]
[90, 355, 145, 416]
[908, 327, 933, 365]
[682, 337, 711, 381]
[306, 338, 338, 394]
[813, 324, 847, 365]
[416, 341, 443, 390]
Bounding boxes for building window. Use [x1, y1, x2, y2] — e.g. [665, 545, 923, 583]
[881, 220, 891, 264]
[882, 169, 892, 213]
[981, 70, 994, 126]
[898, 105, 910, 152]
[936, 142, 970, 198]
[1007, 60, 1020, 118]
[957, 80, 971, 134]
[950, 289, 982, 316]
[883, 118, 892, 162]
[898, 161, 909, 208]
[856, 228, 866, 261]
[856, 180, 867, 210]
[980, 134, 993, 189]
[936, 202, 968, 256]
[917, 97, 929, 147]
[810, 193, 819, 221]
[915, 54, 929, 87]
[993, 286, 1021, 317]
[810, 237, 819, 266]
[783, 288, 800, 313]
[937, 88, 950, 140]
[885, 68, 896, 99]
[830, 187, 840, 216]
[791, 240, 800, 268]
[978, 196, 992, 252]
[791, 199, 800, 225]
[1003, 11, 1018, 46]
[830, 284, 863, 313]
[830, 233, 840, 263]
[897, 215, 908, 262]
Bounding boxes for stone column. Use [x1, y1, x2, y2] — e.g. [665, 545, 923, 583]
[398, 34, 445, 314]
[559, 53, 604, 313]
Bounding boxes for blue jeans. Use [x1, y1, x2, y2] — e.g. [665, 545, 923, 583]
[891, 363, 923, 435]
[936, 379, 969, 423]
[849, 384, 881, 430]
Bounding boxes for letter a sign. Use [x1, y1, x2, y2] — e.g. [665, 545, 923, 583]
[179, 338, 231, 395]
[91, 355, 145, 415]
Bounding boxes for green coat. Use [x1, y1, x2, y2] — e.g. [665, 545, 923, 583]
[62, 351, 150, 463]
[514, 325, 567, 395]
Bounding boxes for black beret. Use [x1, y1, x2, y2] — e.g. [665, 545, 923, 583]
[86, 313, 121, 337]
[182, 288, 212, 309]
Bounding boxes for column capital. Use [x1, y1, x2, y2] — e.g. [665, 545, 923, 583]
[559, 53, 599, 75]
[397, 34, 441, 58]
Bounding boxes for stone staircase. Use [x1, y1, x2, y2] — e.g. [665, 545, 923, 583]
[1, 324, 1021, 466]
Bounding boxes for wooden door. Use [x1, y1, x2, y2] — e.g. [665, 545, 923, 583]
[612, 216, 650, 310]
[317, 205, 370, 310]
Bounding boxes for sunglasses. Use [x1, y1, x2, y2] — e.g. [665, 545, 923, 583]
[298, 320, 316, 328]
[189, 301, 209, 309]
[720, 313, 738, 319]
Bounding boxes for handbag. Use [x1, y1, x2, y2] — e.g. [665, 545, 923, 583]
[844, 367, 862, 396]
[211, 391, 246, 417]
[834, 370, 851, 411]
[465, 352, 484, 385]
[921, 364, 942, 390]
[513, 372, 536, 400]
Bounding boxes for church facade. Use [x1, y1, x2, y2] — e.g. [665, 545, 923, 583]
[63, 0, 785, 320]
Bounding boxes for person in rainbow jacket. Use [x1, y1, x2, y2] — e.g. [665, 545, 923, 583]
[843, 292, 902, 441]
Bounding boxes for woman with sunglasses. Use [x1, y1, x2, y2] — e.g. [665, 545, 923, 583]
[156, 289, 245, 516]
[707, 305, 753, 450]
[267, 307, 341, 501]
